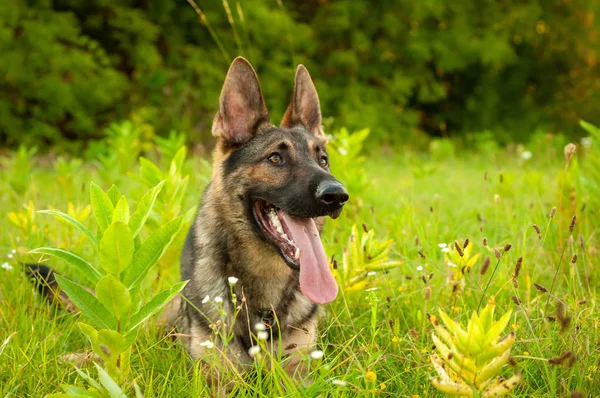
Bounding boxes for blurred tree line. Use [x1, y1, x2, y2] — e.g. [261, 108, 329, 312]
[1, 0, 599, 150]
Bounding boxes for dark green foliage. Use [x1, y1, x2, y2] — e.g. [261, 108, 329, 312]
[1, 0, 599, 148]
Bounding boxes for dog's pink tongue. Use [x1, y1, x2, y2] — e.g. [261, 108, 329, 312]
[279, 213, 338, 304]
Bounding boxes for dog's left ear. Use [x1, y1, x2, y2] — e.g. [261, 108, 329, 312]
[281, 65, 326, 141]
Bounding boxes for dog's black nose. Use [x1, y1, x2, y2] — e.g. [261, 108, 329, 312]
[316, 181, 349, 209]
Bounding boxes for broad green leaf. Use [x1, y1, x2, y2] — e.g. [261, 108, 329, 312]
[99, 222, 134, 275]
[96, 275, 132, 319]
[95, 364, 127, 398]
[38, 210, 97, 244]
[139, 157, 163, 186]
[55, 275, 116, 330]
[123, 216, 184, 289]
[75, 368, 103, 390]
[90, 182, 115, 235]
[98, 330, 129, 357]
[61, 386, 98, 396]
[78, 322, 99, 342]
[106, 185, 123, 207]
[129, 180, 165, 237]
[126, 281, 187, 333]
[111, 196, 130, 224]
[171, 146, 187, 172]
[29, 247, 102, 284]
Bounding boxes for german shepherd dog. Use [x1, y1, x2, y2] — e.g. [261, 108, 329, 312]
[28, 57, 348, 389]
[175, 57, 348, 385]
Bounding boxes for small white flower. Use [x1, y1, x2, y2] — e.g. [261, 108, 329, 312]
[365, 287, 378, 292]
[202, 295, 210, 304]
[416, 265, 424, 272]
[7, 254, 13, 259]
[441, 247, 451, 253]
[199, 340, 214, 349]
[521, 150, 533, 160]
[447, 262, 457, 268]
[255, 322, 266, 331]
[248, 345, 261, 357]
[310, 350, 324, 359]
[581, 137, 592, 149]
[437, 243, 447, 248]
[332, 379, 347, 386]
[367, 271, 376, 276]
[257, 331, 269, 341]
[11, 249, 16, 254]
[1, 262, 13, 271]
[228, 276, 238, 285]
[338, 148, 348, 156]
[214, 296, 223, 304]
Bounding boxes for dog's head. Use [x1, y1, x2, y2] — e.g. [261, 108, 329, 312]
[210, 57, 348, 304]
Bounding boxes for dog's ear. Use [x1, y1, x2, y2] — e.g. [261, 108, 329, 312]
[281, 65, 326, 141]
[212, 57, 270, 146]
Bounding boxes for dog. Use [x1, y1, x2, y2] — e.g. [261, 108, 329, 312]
[174, 57, 349, 386]
[27, 57, 348, 390]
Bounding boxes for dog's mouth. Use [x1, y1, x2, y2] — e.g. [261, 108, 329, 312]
[253, 200, 338, 304]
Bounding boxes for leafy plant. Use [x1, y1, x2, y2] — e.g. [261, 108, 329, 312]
[328, 128, 371, 200]
[336, 224, 402, 292]
[30, 181, 187, 384]
[429, 298, 520, 397]
[579, 120, 600, 218]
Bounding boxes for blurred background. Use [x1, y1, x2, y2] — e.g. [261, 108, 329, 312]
[1, 0, 599, 153]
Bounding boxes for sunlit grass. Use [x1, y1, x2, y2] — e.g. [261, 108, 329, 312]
[0, 130, 598, 396]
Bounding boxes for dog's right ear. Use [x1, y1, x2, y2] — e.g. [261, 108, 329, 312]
[212, 57, 270, 146]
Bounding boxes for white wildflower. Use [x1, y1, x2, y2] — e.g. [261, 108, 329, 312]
[7, 254, 13, 259]
[228, 276, 238, 285]
[581, 137, 592, 149]
[332, 379, 347, 386]
[248, 345, 261, 357]
[416, 265, 424, 271]
[214, 296, 223, 304]
[437, 243, 448, 248]
[367, 271, 376, 276]
[255, 322, 266, 332]
[1, 262, 13, 271]
[310, 350, 324, 360]
[202, 295, 210, 304]
[441, 247, 450, 253]
[257, 331, 269, 341]
[521, 150, 532, 160]
[11, 249, 16, 254]
[447, 262, 457, 268]
[199, 340, 214, 349]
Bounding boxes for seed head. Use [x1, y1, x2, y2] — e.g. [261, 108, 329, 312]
[571, 254, 577, 264]
[533, 283, 548, 293]
[564, 143, 576, 163]
[510, 296, 522, 305]
[579, 234, 585, 251]
[454, 241, 464, 257]
[513, 257, 523, 278]
[548, 207, 557, 218]
[480, 256, 491, 275]
[418, 250, 426, 259]
[494, 248, 502, 259]
[463, 238, 470, 249]
[362, 223, 369, 233]
[504, 243, 512, 252]
[569, 215, 576, 232]
[483, 237, 488, 246]
[533, 224, 541, 238]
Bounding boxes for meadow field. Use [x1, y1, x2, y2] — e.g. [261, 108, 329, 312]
[0, 124, 598, 397]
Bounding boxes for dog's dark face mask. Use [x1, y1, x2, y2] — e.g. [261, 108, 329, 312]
[211, 58, 348, 304]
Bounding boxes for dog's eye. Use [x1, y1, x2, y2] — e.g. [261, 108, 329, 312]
[319, 156, 328, 168]
[268, 153, 284, 165]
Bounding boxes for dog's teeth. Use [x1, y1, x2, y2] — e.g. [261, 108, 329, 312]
[294, 248, 301, 260]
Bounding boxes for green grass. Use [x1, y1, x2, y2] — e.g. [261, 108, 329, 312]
[1, 137, 598, 397]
